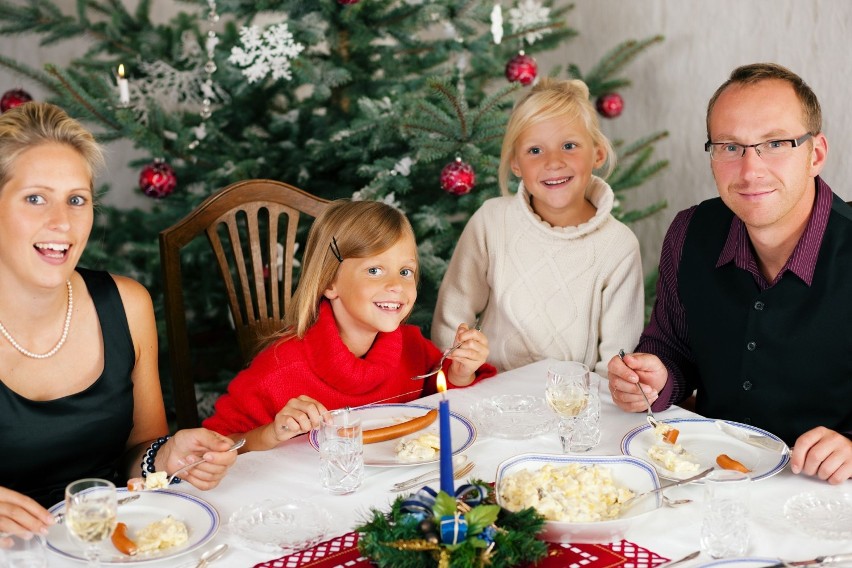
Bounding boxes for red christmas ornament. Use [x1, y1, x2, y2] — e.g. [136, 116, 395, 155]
[440, 158, 476, 196]
[1, 88, 33, 113]
[595, 92, 624, 119]
[139, 159, 177, 199]
[337, 0, 360, 4]
[505, 52, 537, 86]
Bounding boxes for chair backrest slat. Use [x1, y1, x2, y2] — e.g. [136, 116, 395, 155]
[160, 179, 329, 429]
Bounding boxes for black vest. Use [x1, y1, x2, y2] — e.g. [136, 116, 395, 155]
[678, 196, 852, 445]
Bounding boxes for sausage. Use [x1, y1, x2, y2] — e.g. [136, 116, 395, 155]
[716, 453, 751, 473]
[362, 409, 438, 444]
[111, 522, 138, 556]
[663, 428, 680, 444]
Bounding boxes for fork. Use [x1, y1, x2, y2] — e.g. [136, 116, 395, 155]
[392, 461, 475, 492]
[391, 455, 469, 490]
[618, 349, 663, 430]
[166, 438, 246, 484]
[412, 321, 482, 380]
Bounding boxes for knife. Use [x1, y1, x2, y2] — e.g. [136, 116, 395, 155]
[54, 493, 140, 524]
[761, 552, 852, 568]
[714, 420, 788, 453]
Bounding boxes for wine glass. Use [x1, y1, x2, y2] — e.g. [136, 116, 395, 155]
[64, 478, 117, 567]
[545, 361, 590, 453]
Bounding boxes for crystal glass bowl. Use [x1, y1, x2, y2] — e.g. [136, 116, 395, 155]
[469, 395, 557, 439]
[783, 490, 852, 540]
[227, 498, 332, 553]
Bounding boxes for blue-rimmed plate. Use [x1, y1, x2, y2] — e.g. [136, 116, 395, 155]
[621, 417, 789, 482]
[695, 558, 780, 568]
[47, 488, 219, 564]
[309, 403, 476, 467]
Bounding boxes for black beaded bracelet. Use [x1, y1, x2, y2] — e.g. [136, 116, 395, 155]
[141, 435, 181, 484]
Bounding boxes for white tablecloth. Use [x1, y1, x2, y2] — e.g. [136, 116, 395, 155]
[47, 359, 851, 566]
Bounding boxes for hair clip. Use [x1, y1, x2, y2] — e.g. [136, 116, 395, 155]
[329, 236, 343, 263]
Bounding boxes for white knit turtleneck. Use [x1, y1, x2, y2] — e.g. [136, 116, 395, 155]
[432, 176, 644, 376]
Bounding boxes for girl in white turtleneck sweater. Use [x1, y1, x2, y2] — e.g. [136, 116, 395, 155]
[432, 77, 644, 377]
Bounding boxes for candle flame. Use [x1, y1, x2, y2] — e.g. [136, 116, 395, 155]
[118, 64, 126, 78]
[436, 370, 447, 394]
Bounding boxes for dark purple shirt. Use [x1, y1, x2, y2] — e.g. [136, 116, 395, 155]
[640, 176, 833, 409]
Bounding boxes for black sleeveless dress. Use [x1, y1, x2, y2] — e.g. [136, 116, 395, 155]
[0, 269, 135, 508]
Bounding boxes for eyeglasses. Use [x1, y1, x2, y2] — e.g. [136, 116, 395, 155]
[704, 133, 813, 162]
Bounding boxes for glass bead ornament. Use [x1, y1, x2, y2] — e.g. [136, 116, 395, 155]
[505, 52, 537, 86]
[139, 159, 177, 198]
[1, 88, 33, 113]
[596, 92, 624, 118]
[440, 157, 476, 196]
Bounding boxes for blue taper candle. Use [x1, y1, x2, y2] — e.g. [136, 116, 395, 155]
[437, 371, 454, 495]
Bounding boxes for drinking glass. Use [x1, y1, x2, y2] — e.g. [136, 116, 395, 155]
[0, 532, 47, 568]
[316, 408, 364, 494]
[700, 469, 751, 558]
[64, 478, 117, 567]
[570, 372, 601, 452]
[545, 361, 590, 453]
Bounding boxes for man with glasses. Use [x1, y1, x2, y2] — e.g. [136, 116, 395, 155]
[608, 63, 852, 484]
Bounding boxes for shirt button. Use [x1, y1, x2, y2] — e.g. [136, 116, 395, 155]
[746, 341, 756, 351]
[754, 301, 765, 310]
[743, 380, 752, 391]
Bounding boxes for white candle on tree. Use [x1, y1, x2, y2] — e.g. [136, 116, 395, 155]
[117, 64, 130, 105]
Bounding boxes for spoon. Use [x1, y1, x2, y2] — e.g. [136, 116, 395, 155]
[662, 495, 693, 507]
[195, 543, 228, 568]
[622, 467, 713, 511]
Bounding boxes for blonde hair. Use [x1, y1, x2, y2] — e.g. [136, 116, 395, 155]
[271, 199, 418, 343]
[0, 102, 104, 192]
[498, 77, 616, 195]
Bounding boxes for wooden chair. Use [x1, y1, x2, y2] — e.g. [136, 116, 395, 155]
[159, 179, 329, 429]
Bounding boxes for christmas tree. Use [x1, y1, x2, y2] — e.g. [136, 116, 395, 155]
[0, 0, 667, 407]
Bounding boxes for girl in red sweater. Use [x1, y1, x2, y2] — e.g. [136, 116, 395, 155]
[203, 200, 495, 451]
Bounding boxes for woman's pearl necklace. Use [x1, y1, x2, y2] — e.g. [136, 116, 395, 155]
[0, 279, 73, 359]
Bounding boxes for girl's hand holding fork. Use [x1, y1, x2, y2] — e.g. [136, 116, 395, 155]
[447, 322, 489, 387]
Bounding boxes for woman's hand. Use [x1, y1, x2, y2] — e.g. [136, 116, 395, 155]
[159, 429, 238, 490]
[0, 487, 54, 536]
[447, 322, 489, 387]
[607, 351, 668, 412]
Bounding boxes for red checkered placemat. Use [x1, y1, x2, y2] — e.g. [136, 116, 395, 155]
[253, 532, 670, 568]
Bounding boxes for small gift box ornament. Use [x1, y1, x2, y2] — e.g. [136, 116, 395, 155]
[439, 513, 468, 545]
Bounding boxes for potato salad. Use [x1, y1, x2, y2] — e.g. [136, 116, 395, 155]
[498, 464, 634, 522]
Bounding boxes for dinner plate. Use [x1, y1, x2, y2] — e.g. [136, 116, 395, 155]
[227, 498, 332, 553]
[783, 490, 852, 540]
[468, 395, 557, 439]
[695, 558, 779, 568]
[309, 403, 476, 467]
[47, 489, 219, 564]
[621, 418, 789, 481]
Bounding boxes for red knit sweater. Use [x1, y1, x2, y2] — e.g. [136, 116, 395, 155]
[203, 301, 496, 435]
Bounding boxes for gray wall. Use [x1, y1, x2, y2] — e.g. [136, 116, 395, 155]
[551, 1, 852, 273]
[2, 1, 851, 272]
